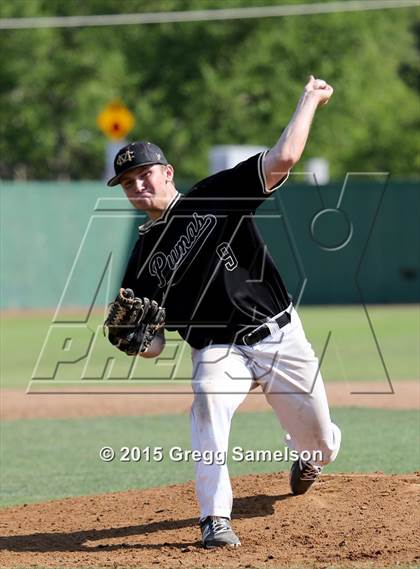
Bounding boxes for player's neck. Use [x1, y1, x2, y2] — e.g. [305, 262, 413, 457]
[147, 186, 179, 221]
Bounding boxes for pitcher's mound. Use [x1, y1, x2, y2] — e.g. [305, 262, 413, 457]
[1, 472, 419, 568]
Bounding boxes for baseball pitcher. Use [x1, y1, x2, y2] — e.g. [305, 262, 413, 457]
[104, 76, 341, 548]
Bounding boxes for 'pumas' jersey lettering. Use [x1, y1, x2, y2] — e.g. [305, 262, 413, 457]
[149, 212, 217, 287]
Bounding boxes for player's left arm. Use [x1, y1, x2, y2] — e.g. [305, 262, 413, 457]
[263, 75, 333, 191]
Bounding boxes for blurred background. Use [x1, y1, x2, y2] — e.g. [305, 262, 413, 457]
[0, 0, 419, 312]
[1, 0, 420, 182]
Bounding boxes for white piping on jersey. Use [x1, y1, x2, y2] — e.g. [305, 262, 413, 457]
[138, 191, 181, 234]
[258, 150, 290, 194]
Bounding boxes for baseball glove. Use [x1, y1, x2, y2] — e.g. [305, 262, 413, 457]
[103, 288, 166, 356]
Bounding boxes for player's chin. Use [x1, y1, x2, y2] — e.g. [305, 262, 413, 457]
[130, 196, 154, 210]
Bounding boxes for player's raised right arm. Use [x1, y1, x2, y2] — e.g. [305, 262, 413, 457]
[263, 75, 333, 190]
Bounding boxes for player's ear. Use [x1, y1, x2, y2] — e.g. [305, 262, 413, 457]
[164, 164, 174, 182]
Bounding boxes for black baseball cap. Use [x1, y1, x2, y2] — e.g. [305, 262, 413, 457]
[107, 141, 168, 187]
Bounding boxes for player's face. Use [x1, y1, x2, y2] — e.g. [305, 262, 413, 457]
[120, 164, 174, 214]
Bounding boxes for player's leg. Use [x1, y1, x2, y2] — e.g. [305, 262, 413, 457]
[190, 344, 254, 522]
[245, 308, 341, 476]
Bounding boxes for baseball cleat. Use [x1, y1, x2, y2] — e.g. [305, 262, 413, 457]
[200, 516, 241, 548]
[290, 458, 322, 495]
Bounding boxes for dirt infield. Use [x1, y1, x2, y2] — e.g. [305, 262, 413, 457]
[0, 472, 418, 568]
[2, 380, 418, 421]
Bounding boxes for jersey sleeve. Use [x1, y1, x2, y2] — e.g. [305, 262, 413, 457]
[186, 151, 288, 211]
[259, 150, 290, 194]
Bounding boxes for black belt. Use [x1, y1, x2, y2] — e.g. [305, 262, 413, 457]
[241, 311, 291, 347]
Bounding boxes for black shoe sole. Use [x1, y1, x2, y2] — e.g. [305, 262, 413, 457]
[203, 541, 241, 549]
[291, 482, 316, 495]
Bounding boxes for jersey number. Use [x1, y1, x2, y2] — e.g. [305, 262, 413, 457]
[216, 242, 238, 271]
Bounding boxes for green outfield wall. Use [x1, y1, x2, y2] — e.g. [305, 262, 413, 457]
[1, 179, 418, 309]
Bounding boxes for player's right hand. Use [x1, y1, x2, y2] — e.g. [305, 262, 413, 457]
[304, 75, 334, 107]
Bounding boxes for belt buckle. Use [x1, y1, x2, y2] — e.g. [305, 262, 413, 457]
[243, 310, 291, 346]
[242, 334, 252, 346]
[242, 322, 268, 346]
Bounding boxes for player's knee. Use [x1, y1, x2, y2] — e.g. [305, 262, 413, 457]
[318, 444, 336, 465]
[318, 424, 341, 465]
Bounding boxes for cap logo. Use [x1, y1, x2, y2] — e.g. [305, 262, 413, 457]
[116, 149, 135, 166]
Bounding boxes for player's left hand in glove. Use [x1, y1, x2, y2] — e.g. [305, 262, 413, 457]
[103, 288, 166, 356]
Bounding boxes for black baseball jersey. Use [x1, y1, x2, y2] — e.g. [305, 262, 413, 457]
[122, 151, 291, 349]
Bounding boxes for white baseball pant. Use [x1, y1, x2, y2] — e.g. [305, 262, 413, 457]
[190, 306, 341, 520]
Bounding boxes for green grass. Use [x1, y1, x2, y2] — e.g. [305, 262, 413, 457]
[1, 407, 418, 508]
[300, 305, 419, 382]
[1, 305, 419, 389]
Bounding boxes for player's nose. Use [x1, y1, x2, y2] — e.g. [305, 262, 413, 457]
[132, 178, 145, 193]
